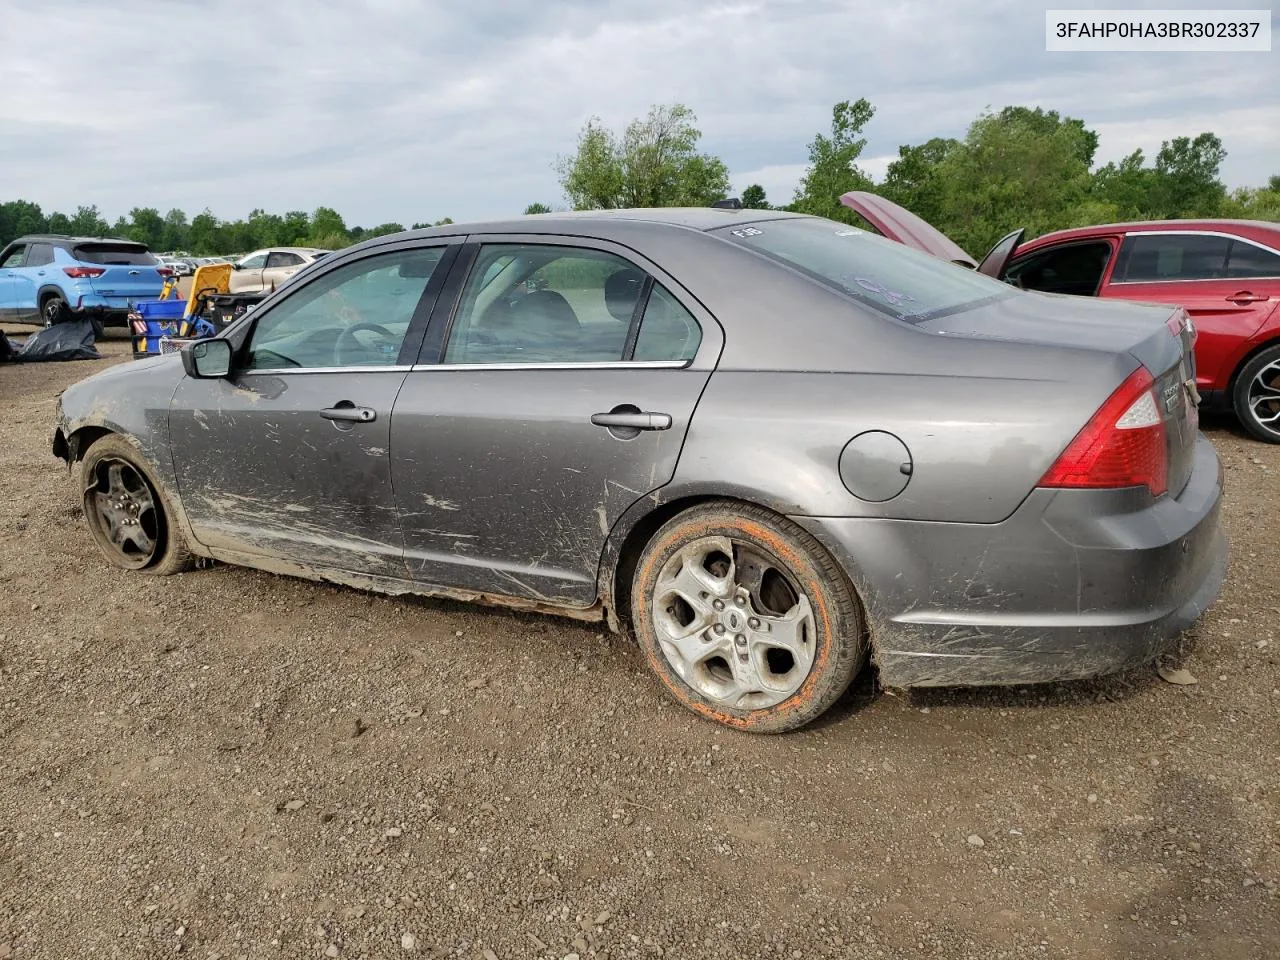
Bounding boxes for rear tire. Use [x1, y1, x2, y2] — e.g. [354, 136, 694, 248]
[630, 501, 866, 733]
[79, 435, 194, 576]
[1232, 343, 1280, 444]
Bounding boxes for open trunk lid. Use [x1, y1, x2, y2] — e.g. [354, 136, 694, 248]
[839, 191, 1025, 278]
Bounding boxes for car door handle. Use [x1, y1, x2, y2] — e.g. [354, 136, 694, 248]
[320, 405, 376, 423]
[1227, 291, 1269, 304]
[590, 410, 672, 431]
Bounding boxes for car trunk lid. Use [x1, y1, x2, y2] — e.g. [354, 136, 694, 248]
[839, 191, 1026, 278]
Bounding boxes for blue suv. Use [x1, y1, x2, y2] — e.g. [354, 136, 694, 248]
[0, 235, 172, 336]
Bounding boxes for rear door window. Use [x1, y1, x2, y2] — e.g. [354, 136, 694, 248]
[71, 243, 157, 266]
[1117, 234, 1231, 282]
[444, 245, 643, 364]
[25, 243, 54, 267]
[714, 217, 1016, 323]
[266, 252, 304, 268]
[1226, 240, 1280, 279]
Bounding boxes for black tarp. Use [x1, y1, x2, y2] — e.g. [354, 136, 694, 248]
[2, 320, 101, 363]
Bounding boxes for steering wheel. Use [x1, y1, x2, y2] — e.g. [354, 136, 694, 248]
[333, 322, 397, 366]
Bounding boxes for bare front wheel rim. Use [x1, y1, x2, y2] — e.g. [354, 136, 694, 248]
[651, 535, 817, 710]
[1248, 359, 1280, 437]
[86, 458, 160, 569]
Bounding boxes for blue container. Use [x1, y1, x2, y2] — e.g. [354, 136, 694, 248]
[130, 299, 200, 357]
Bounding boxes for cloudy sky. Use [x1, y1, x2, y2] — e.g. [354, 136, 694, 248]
[2, 0, 1276, 228]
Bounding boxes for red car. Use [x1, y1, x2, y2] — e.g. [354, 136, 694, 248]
[843, 192, 1280, 443]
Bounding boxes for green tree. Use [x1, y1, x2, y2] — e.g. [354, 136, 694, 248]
[68, 205, 110, 237]
[557, 104, 730, 209]
[187, 209, 220, 254]
[740, 184, 769, 209]
[246, 208, 284, 247]
[308, 206, 350, 249]
[1149, 133, 1227, 218]
[46, 211, 72, 234]
[880, 137, 960, 228]
[1091, 149, 1155, 220]
[127, 207, 166, 250]
[364, 222, 406, 238]
[0, 200, 47, 245]
[928, 106, 1099, 255]
[792, 98, 876, 222]
[162, 208, 190, 251]
[523, 202, 552, 215]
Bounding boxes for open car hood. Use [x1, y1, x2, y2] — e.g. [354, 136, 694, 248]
[839, 191, 1023, 278]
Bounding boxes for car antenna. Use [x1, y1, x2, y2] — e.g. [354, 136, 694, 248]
[710, 198, 742, 209]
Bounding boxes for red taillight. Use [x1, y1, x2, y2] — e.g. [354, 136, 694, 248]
[1040, 367, 1168, 497]
[63, 266, 105, 279]
[156, 267, 173, 277]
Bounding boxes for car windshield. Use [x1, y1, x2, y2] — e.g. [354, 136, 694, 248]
[714, 216, 1017, 323]
[72, 243, 157, 266]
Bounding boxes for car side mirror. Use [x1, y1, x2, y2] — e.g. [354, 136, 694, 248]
[182, 338, 233, 378]
[230, 262, 242, 270]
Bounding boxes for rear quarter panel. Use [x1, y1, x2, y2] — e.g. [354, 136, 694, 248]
[667, 355, 1130, 525]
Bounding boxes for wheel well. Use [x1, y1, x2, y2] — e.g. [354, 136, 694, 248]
[39, 288, 64, 305]
[62, 426, 113, 464]
[1226, 336, 1280, 400]
[609, 494, 772, 628]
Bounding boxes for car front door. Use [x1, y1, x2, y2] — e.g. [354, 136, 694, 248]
[389, 238, 721, 607]
[231, 252, 269, 294]
[0, 243, 29, 320]
[168, 241, 458, 578]
[1101, 231, 1280, 391]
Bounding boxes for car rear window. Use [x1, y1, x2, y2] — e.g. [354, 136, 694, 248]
[714, 216, 1016, 323]
[71, 243, 158, 266]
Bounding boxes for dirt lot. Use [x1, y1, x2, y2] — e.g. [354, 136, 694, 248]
[1, 332, 1277, 960]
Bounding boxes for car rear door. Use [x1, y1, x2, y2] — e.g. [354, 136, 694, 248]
[263, 251, 305, 291]
[388, 237, 722, 607]
[168, 240, 459, 577]
[1102, 231, 1280, 391]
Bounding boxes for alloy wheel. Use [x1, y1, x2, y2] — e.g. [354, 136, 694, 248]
[1247, 359, 1280, 438]
[86, 458, 161, 569]
[650, 535, 816, 710]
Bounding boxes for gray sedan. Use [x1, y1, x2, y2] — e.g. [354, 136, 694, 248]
[52, 208, 1227, 732]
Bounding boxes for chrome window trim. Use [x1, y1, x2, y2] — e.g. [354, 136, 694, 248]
[408, 360, 689, 373]
[1109, 229, 1280, 286]
[237, 365, 414, 376]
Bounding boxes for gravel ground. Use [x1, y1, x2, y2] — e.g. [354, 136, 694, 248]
[1, 332, 1276, 960]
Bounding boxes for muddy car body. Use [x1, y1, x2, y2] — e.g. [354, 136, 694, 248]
[53, 208, 1227, 732]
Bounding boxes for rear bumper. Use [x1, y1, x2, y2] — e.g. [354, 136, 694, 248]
[74, 294, 162, 326]
[794, 434, 1228, 688]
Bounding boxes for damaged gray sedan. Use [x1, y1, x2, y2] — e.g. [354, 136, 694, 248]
[53, 209, 1228, 732]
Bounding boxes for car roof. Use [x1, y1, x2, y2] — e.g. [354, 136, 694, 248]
[11, 234, 144, 246]
[1022, 218, 1280, 248]
[371, 207, 806, 246]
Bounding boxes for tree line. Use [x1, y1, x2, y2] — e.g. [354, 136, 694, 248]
[543, 100, 1279, 258]
[4, 98, 1278, 259]
[0, 203, 454, 257]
